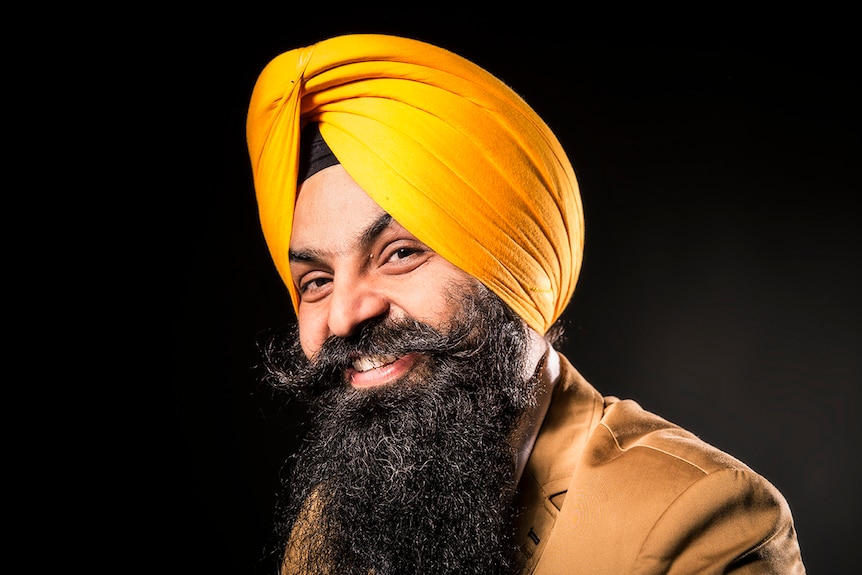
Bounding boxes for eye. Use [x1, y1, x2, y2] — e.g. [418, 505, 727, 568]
[377, 241, 431, 274]
[297, 274, 332, 299]
[388, 247, 420, 262]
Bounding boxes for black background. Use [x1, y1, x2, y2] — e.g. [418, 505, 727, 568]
[165, 13, 859, 574]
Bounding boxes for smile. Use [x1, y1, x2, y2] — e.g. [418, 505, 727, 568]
[347, 352, 420, 388]
[352, 354, 398, 372]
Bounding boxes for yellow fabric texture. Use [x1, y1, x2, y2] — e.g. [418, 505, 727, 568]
[246, 34, 584, 334]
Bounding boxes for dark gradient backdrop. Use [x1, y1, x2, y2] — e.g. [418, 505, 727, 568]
[168, 15, 859, 575]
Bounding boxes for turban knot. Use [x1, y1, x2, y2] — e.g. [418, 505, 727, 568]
[246, 34, 584, 333]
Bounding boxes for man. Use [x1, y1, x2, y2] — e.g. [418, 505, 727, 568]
[246, 34, 805, 574]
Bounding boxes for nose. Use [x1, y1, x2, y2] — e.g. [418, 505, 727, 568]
[327, 277, 390, 338]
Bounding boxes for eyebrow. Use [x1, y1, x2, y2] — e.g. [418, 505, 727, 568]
[288, 212, 393, 264]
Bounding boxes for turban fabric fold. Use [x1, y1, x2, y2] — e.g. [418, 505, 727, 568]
[246, 34, 584, 334]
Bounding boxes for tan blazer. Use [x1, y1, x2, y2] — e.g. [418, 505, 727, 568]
[513, 353, 806, 574]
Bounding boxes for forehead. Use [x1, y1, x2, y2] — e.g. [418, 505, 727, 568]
[291, 164, 393, 249]
[296, 163, 379, 212]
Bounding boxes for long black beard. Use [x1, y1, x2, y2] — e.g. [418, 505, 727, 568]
[259, 287, 541, 575]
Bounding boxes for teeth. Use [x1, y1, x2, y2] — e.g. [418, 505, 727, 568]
[352, 355, 396, 372]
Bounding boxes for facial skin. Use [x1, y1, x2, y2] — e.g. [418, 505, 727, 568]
[289, 164, 544, 387]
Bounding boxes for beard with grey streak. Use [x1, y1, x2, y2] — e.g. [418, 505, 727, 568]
[259, 286, 544, 575]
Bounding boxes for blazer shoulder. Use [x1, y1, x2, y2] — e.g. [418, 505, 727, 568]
[594, 395, 755, 476]
[633, 467, 806, 574]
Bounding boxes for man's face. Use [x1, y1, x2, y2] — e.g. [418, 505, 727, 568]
[289, 164, 481, 385]
[267, 164, 547, 573]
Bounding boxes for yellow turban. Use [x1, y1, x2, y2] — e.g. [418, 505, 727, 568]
[246, 34, 584, 334]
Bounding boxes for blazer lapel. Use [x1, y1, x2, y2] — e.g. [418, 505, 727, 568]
[513, 354, 605, 573]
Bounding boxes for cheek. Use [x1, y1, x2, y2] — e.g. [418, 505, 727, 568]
[397, 275, 468, 326]
[399, 295, 452, 326]
[297, 309, 327, 359]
